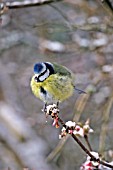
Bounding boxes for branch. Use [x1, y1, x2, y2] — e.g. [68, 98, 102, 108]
[34, 20, 113, 34]
[84, 134, 92, 151]
[58, 116, 113, 169]
[46, 104, 113, 169]
[0, 0, 62, 15]
[46, 92, 91, 162]
[98, 0, 113, 17]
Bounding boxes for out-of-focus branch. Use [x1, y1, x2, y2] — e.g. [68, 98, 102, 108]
[0, 61, 51, 169]
[1, 0, 113, 34]
[0, 102, 51, 170]
[98, 0, 113, 17]
[72, 23, 113, 34]
[0, 0, 62, 15]
[35, 20, 113, 34]
[49, 4, 73, 31]
[99, 94, 113, 155]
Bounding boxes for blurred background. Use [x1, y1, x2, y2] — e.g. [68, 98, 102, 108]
[0, 0, 113, 169]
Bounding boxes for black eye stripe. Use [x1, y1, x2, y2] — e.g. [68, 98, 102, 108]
[34, 76, 39, 82]
[44, 62, 54, 75]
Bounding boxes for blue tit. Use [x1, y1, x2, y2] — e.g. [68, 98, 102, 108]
[30, 62, 85, 107]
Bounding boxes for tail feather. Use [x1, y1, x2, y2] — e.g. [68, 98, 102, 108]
[74, 87, 86, 94]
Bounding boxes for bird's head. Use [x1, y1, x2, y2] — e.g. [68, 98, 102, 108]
[33, 62, 54, 82]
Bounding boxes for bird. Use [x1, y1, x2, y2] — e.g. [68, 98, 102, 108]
[30, 62, 86, 110]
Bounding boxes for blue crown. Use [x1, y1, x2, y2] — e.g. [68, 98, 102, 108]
[34, 63, 43, 74]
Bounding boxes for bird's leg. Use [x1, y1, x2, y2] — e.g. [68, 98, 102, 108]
[42, 102, 47, 113]
[56, 101, 59, 108]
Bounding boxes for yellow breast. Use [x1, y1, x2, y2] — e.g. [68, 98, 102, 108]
[30, 74, 74, 103]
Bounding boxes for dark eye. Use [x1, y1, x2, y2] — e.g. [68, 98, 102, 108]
[34, 76, 39, 82]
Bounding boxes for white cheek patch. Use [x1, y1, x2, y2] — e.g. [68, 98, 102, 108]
[39, 69, 50, 82]
[34, 73, 39, 77]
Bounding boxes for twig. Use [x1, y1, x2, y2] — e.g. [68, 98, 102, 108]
[72, 23, 113, 34]
[101, 0, 113, 12]
[58, 117, 96, 160]
[34, 20, 113, 34]
[84, 135, 92, 151]
[46, 91, 92, 162]
[71, 133, 97, 161]
[57, 115, 113, 169]
[3, 0, 62, 9]
[46, 104, 113, 169]
[0, 0, 62, 15]
[98, 0, 113, 17]
[49, 4, 73, 31]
